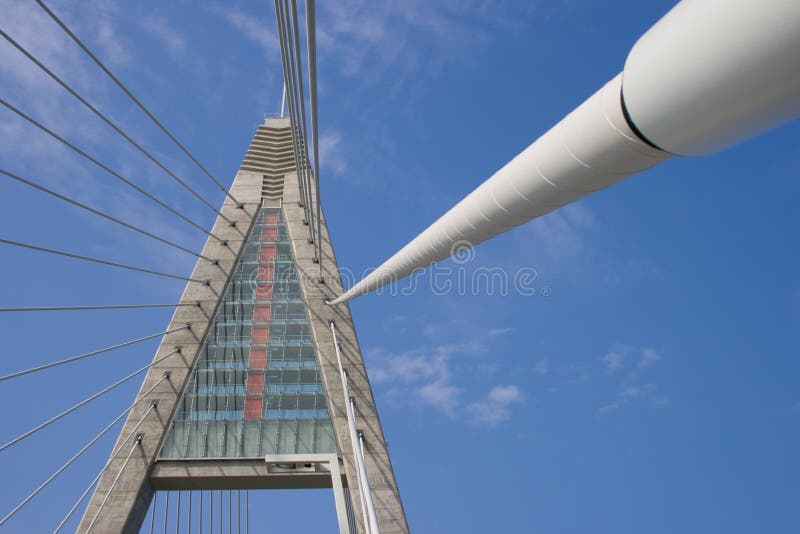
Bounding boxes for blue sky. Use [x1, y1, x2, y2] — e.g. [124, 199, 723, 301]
[1, 0, 799, 532]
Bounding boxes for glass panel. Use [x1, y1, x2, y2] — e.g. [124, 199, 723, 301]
[159, 207, 335, 458]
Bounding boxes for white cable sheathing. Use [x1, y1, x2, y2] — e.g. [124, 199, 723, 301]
[330, 323, 379, 533]
[329, 74, 669, 304]
[623, 0, 800, 156]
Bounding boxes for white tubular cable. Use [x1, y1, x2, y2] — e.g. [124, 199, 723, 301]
[352, 403, 379, 533]
[330, 323, 369, 532]
[85, 434, 142, 533]
[328, 0, 800, 305]
[53, 375, 168, 533]
[330, 322, 380, 534]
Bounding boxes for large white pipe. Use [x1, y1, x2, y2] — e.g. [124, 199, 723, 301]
[329, 0, 800, 305]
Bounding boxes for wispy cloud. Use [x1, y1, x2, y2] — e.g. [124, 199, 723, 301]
[319, 131, 348, 176]
[488, 327, 514, 337]
[208, 4, 279, 58]
[367, 337, 524, 425]
[534, 358, 550, 375]
[601, 351, 624, 374]
[468, 385, 525, 425]
[595, 346, 669, 416]
[140, 14, 187, 61]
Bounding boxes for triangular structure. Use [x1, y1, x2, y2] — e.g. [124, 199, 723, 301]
[78, 118, 408, 533]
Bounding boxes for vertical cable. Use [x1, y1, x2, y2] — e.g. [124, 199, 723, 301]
[246, 490, 249, 534]
[149, 492, 157, 534]
[163, 491, 169, 534]
[304, 0, 323, 271]
[188, 490, 192, 534]
[219, 490, 222, 533]
[175, 491, 181, 534]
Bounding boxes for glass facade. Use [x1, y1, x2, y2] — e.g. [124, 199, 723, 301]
[159, 207, 336, 458]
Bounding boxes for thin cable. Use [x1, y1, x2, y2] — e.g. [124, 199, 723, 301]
[163, 491, 169, 534]
[288, 0, 318, 250]
[150, 492, 157, 534]
[0, 238, 208, 283]
[33, 0, 244, 209]
[305, 0, 323, 270]
[53, 375, 167, 533]
[0, 168, 216, 262]
[237, 490, 241, 534]
[188, 490, 192, 534]
[0, 399, 157, 526]
[175, 491, 181, 534]
[0, 27, 234, 225]
[246, 490, 249, 534]
[0, 303, 196, 313]
[274, 0, 313, 231]
[0, 347, 181, 452]
[275, 1, 312, 230]
[0, 98, 225, 244]
[0, 324, 188, 382]
[199, 490, 203, 534]
[228, 491, 232, 534]
[85, 435, 142, 532]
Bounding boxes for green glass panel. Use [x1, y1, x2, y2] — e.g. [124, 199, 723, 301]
[159, 207, 336, 458]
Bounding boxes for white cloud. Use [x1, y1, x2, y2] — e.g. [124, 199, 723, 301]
[638, 348, 662, 368]
[209, 4, 279, 58]
[140, 14, 187, 61]
[366, 340, 529, 422]
[534, 359, 549, 375]
[488, 327, 513, 337]
[318, 131, 348, 176]
[601, 351, 624, 374]
[468, 385, 525, 425]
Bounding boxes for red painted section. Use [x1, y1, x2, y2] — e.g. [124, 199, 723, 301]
[244, 397, 262, 419]
[259, 245, 276, 262]
[257, 265, 274, 282]
[246, 373, 265, 394]
[261, 227, 278, 242]
[263, 212, 279, 225]
[249, 348, 267, 368]
[253, 304, 271, 323]
[251, 326, 269, 345]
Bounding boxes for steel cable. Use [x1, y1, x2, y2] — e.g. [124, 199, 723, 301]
[0, 98, 226, 244]
[0, 324, 188, 382]
[33, 0, 245, 210]
[0, 347, 182, 452]
[0, 238, 208, 283]
[0, 168, 216, 262]
[0, 27, 234, 225]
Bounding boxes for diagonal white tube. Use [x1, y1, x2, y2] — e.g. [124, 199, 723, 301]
[328, 74, 668, 304]
[328, 0, 800, 305]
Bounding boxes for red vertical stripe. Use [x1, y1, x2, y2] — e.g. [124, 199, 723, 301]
[244, 397, 262, 419]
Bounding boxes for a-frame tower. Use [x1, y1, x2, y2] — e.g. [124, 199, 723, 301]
[77, 118, 408, 533]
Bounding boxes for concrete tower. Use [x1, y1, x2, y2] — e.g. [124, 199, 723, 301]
[78, 118, 408, 533]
